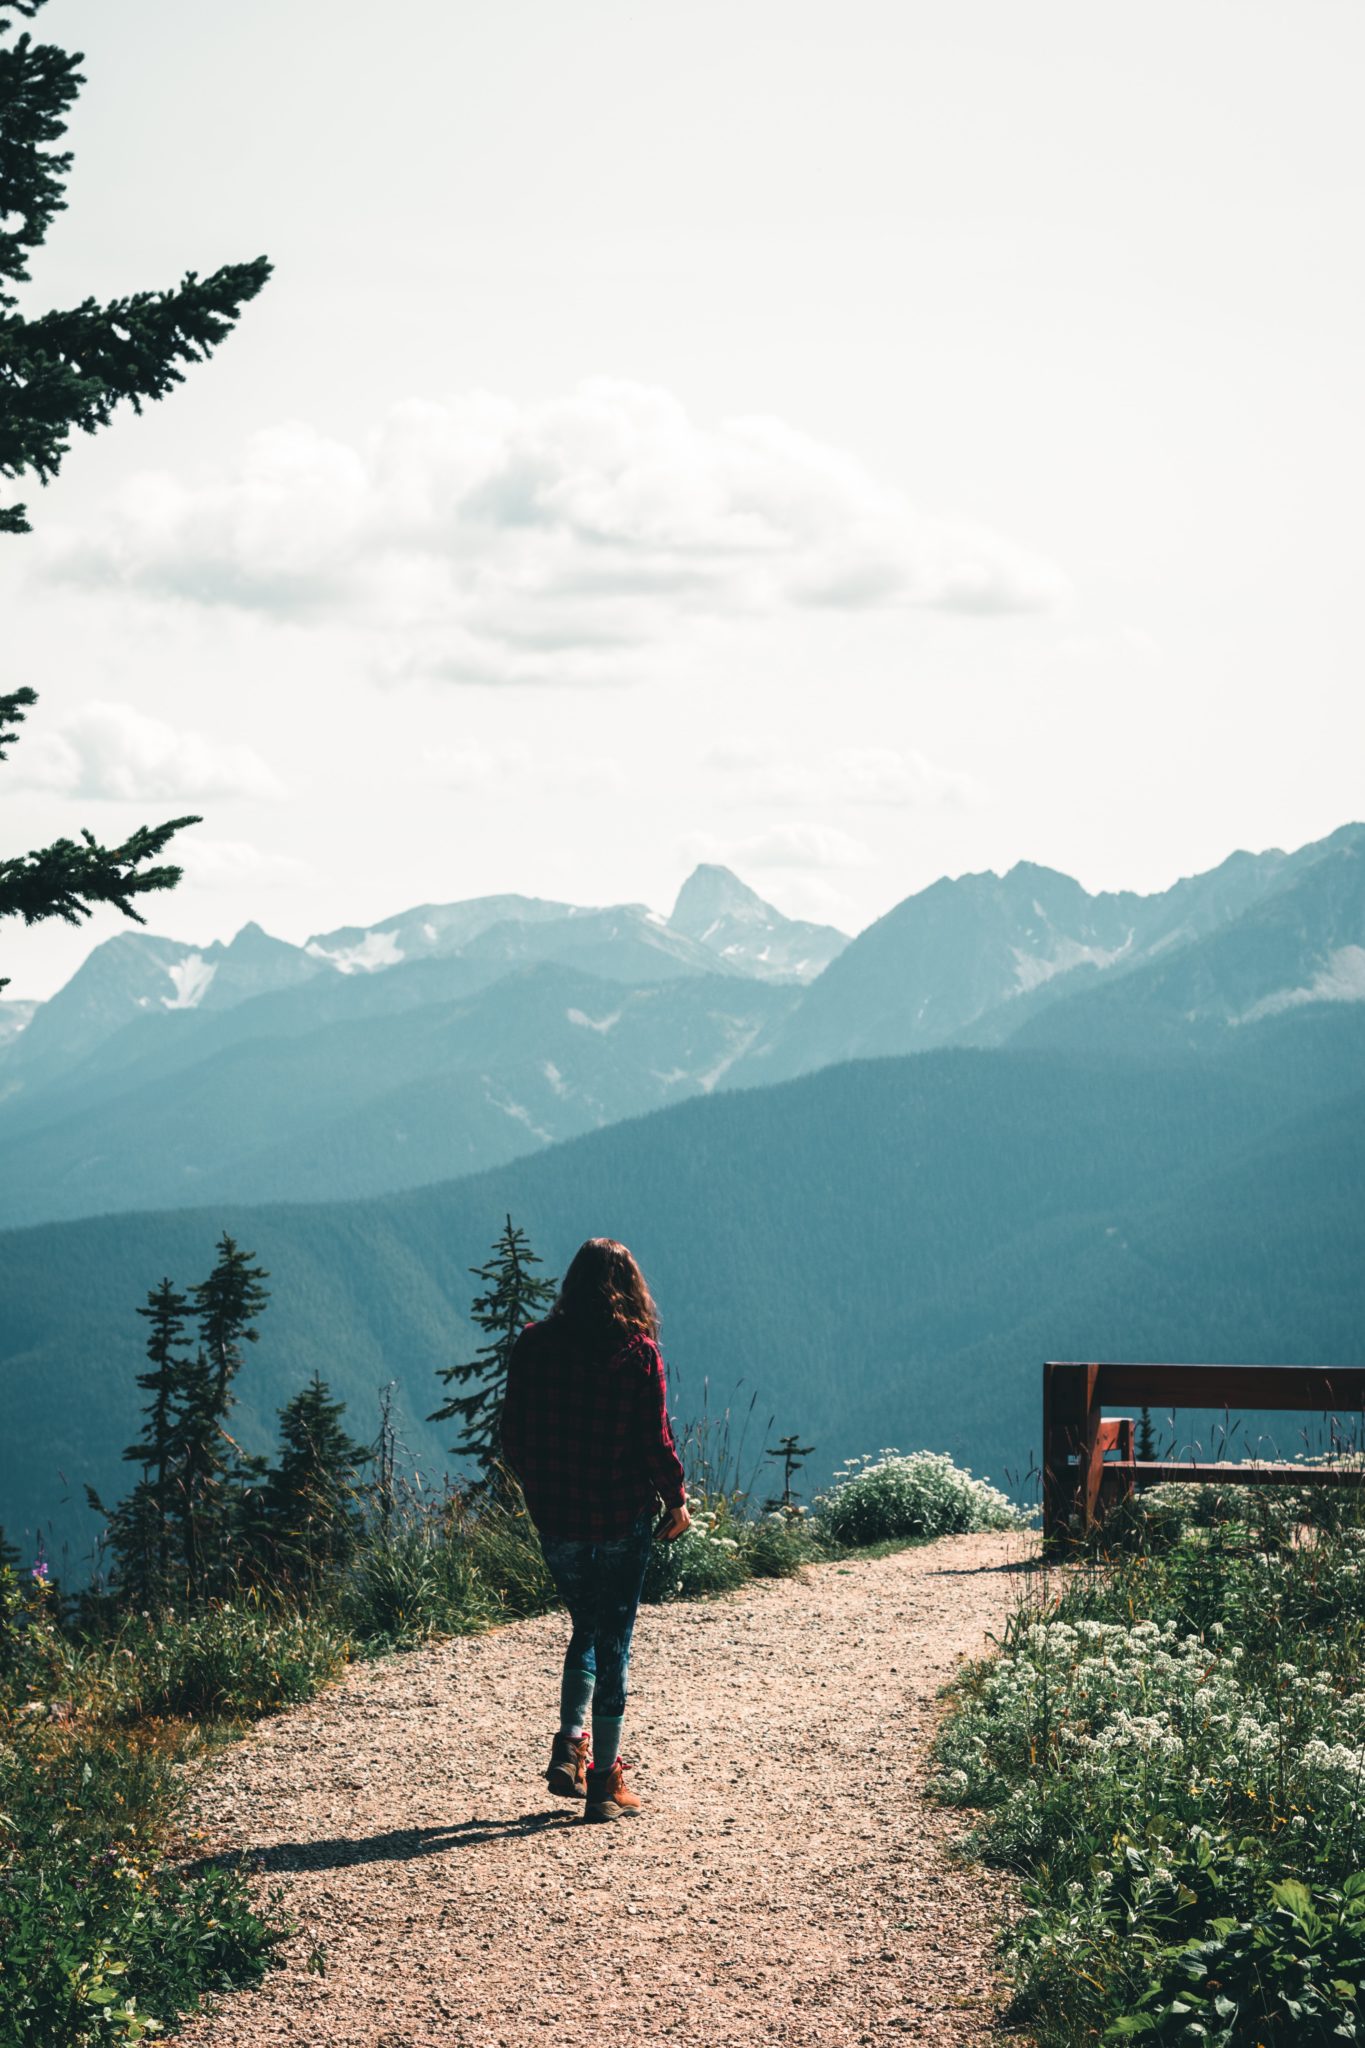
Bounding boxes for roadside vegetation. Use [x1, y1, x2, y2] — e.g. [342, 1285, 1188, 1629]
[1, 1451, 1016, 2046]
[2, 1216, 1024, 2044]
[932, 1477, 1365, 2047]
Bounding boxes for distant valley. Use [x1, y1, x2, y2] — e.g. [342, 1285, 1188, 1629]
[1, 825, 1362, 1567]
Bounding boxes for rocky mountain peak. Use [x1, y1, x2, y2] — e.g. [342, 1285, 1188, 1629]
[669, 864, 771, 938]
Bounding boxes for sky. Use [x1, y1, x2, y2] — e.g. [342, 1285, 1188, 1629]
[4, 0, 1363, 999]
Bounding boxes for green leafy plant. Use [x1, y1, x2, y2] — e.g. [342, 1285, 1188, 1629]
[1107, 1876, 1365, 2045]
[931, 1485, 1365, 2045]
[815, 1449, 1022, 1546]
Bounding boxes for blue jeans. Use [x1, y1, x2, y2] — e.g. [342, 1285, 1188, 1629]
[539, 1511, 654, 1720]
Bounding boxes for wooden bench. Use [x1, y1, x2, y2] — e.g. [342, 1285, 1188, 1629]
[1041, 1361, 1365, 1549]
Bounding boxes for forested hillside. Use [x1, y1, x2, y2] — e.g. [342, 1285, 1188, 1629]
[0, 965, 793, 1222]
[3, 1002, 1361, 1571]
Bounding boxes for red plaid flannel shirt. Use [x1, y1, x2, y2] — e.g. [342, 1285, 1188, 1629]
[500, 1319, 687, 1540]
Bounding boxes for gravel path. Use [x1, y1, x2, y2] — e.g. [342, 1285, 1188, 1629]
[177, 1531, 1037, 2048]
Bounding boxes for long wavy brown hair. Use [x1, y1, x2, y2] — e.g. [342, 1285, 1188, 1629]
[549, 1238, 660, 1350]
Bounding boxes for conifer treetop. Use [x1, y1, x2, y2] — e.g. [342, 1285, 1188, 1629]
[0, 0, 272, 532]
[430, 1216, 558, 1479]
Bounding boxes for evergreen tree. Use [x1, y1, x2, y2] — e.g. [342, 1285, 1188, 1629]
[127, 1278, 190, 1586]
[154, 1237, 271, 1604]
[1137, 1406, 1157, 1462]
[0, 2, 270, 531]
[94, 1477, 164, 1609]
[192, 1235, 269, 1412]
[0, 0, 270, 989]
[87, 1276, 191, 1607]
[263, 1375, 371, 1589]
[166, 1342, 241, 1607]
[429, 1216, 557, 1481]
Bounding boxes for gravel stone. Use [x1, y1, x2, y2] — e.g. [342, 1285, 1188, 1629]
[175, 1530, 1037, 2047]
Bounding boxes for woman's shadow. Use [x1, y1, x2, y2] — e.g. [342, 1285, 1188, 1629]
[180, 1806, 577, 1878]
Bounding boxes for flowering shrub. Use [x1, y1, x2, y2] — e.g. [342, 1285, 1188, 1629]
[932, 1492, 1365, 2044]
[642, 1507, 749, 1602]
[814, 1450, 1022, 1547]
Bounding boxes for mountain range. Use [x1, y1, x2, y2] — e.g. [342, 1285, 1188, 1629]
[2, 828, 1362, 1230]
[1, 824, 1362, 1567]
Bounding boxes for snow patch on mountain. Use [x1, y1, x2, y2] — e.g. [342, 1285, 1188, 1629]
[161, 955, 217, 1010]
[482, 1084, 553, 1142]
[541, 1060, 571, 1098]
[306, 931, 404, 974]
[1239, 946, 1365, 1024]
[1011, 933, 1132, 995]
[567, 1006, 622, 1033]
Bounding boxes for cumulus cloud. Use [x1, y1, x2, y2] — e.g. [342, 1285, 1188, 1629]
[13, 702, 284, 803]
[681, 823, 875, 871]
[178, 839, 309, 889]
[43, 382, 1068, 685]
[704, 742, 983, 809]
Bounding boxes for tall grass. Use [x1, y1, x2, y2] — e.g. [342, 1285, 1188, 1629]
[931, 1483, 1365, 2046]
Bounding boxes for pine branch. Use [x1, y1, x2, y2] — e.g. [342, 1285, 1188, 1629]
[0, 814, 198, 989]
[0, 813, 199, 928]
[0, 22, 80, 306]
[1, 261, 272, 530]
[0, 683, 34, 759]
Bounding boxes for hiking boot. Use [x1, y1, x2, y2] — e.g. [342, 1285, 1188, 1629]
[546, 1731, 591, 1798]
[583, 1757, 642, 1822]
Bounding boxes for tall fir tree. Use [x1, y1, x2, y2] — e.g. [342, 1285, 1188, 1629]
[192, 1235, 269, 1412]
[94, 1239, 272, 1607]
[165, 1344, 220, 1607]
[263, 1375, 371, 1589]
[88, 1277, 191, 1607]
[166, 1237, 270, 1603]
[1137, 1407, 1157, 1462]
[129, 1278, 190, 1587]
[430, 1216, 557, 1482]
[0, 0, 270, 988]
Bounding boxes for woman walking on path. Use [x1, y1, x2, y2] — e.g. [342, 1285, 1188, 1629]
[500, 1238, 691, 1822]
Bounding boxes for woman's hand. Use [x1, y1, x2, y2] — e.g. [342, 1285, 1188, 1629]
[655, 1501, 692, 1542]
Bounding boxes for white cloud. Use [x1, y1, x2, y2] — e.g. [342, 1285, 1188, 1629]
[418, 740, 625, 795]
[178, 839, 309, 890]
[703, 742, 982, 809]
[43, 382, 1068, 686]
[13, 702, 283, 803]
[681, 823, 875, 870]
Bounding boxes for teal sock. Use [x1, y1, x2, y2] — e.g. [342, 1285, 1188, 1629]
[559, 1664, 594, 1738]
[592, 1711, 624, 1770]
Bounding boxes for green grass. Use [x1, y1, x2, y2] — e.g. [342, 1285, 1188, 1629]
[0, 1582, 290, 2046]
[931, 1484, 1365, 2046]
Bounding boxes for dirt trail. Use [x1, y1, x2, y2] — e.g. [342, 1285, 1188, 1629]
[177, 1531, 1037, 2048]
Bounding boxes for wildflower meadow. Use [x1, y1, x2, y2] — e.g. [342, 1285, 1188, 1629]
[933, 1481, 1365, 2046]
